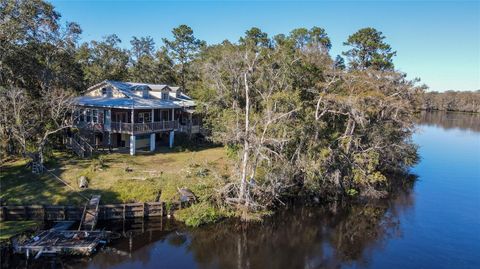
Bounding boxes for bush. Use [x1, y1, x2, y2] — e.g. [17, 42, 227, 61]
[174, 202, 230, 227]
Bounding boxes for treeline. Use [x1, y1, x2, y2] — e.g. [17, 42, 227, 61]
[421, 91, 480, 113]
[1, 0, 425, 217]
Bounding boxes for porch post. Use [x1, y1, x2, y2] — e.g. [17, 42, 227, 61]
[150, 133, 155, 152]
[130, 135, 136, 155]
[169, 131, 175, 148]
[171, 108, 174, 121]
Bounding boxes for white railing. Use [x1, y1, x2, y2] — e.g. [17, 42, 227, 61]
[74, 122, 104, 132]
[110, 120, 179, 134]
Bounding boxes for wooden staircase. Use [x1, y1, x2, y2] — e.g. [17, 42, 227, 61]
[67, 132, 96, 158]
[78, 195, 101, 231]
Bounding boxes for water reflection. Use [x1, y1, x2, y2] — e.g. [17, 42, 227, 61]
[35, 181, 411, 269]
[2, 184, 415, 269]
[417, 111, 480, 132]
[186, 186, 414, 269]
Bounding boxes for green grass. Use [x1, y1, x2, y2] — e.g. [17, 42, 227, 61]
[0, 221, 40, 241]
[0, 147, 232, 205]
[174, 202, 233, 227]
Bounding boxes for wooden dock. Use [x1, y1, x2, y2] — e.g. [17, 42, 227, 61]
[15, 230, 109, 258]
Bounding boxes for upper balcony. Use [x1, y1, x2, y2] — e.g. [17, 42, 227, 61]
[74, 120, 180, 135]
[110, 120, 179, 134]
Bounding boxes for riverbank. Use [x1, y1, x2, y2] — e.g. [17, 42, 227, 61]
[0, 147, 232, 206]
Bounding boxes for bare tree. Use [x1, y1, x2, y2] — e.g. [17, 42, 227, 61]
[0, 87, 75, 172]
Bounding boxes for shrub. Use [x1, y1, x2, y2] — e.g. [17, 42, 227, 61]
[174, 202, 230, 227]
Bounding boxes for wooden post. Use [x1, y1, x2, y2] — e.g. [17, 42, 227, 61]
[160, 201, 164, 217]
[143, 203, 146, 219]
[123, 204, 126, 220]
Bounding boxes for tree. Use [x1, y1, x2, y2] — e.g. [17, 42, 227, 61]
[334, 55, 346, 70]
[130, 36, 155, 61]
[128, 47, 177, 84]
[0, 0, 84, 95]
[289, 27, 331, 50]
[76, 34, 129, 86]
[343, 27, 396, 71]
[0, 87, 76, 170]
[240, 27, 270, 48]
[197, 27, 422, 215]
[421, 90, 480, 113]
[200, 29, 303, 211]
[0, 0, 83, 159]
[163, 25, 205, 91]
[127, 36, 176, 84]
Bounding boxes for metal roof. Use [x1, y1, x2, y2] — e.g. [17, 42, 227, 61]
[75, 96, 181, 109]
[77, 80, 195, 109]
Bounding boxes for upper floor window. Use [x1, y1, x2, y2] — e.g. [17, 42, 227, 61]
[101, 87, 112, 97]
[161, 92, 169, 100]
[86, 109, 91, 122]
[138, 112, 151, 123]
[92, 109, 98, 123]
[78, 109, 84, 122]
[142, 89, 149, 98]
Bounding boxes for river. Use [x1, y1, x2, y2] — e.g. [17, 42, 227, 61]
[6, 111, 480, 269]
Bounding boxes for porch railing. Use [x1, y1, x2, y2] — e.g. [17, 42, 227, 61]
[74, 121, 104, 132]
[110, 120, 179, 134]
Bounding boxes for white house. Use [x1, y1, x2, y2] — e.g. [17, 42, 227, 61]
[72, 80, 200, 155]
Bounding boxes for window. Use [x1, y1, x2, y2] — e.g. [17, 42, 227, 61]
[138, 112, 151, 123]
[92, 109, 98, 123]
[101, 87, 112, 97]
[161, 92, 169, 100]
[79, 109, 84, 122]
[143, 90, 149, 98]
[86, 109, 91, 122]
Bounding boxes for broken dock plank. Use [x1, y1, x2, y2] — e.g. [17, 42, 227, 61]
[79, 195, 101, 231]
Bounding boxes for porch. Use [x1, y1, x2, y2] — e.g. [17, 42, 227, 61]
[72, 107, 201, 155]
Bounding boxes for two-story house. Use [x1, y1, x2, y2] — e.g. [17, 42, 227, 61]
[72, 80, 200, 155]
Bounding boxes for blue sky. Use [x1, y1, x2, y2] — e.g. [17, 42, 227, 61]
[51, 0, 479, 92]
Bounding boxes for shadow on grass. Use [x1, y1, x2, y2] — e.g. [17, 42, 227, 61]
[1, 160, 121, 206]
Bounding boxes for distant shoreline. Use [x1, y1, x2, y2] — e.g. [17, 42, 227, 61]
[418, 109, 479, 114]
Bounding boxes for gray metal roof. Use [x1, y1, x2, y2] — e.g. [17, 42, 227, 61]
[77, 80, 195, 109]
[75, 96, 181, 109]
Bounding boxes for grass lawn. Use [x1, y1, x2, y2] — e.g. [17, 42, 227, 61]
[0, 221, 40, 241]
[0, 147, 233, 205]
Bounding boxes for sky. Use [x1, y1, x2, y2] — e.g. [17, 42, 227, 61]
[51, 0, 480, 92]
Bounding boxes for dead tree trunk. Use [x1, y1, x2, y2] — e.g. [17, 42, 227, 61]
[239, 72, 250, 205]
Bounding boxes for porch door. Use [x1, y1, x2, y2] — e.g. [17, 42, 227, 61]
[114, 112, 128, 122]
